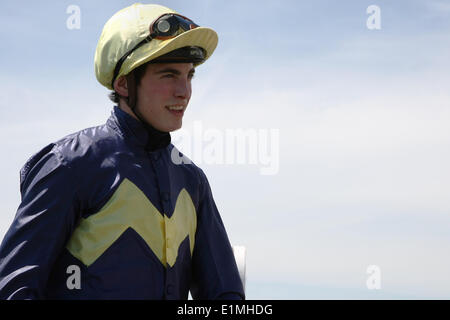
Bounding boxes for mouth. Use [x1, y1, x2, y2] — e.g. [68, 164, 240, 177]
[166, 105, 186, 117]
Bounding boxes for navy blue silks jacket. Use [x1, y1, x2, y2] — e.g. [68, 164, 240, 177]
[0, 106, 244, 300]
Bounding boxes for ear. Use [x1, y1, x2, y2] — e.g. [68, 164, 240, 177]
[113, 75, 128, 97]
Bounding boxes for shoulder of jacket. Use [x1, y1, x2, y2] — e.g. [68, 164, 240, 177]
[20, 124, 116, 182]
[53, 123, 120, 165]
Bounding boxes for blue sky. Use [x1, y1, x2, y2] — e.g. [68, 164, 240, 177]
[1, 0, 450, 299]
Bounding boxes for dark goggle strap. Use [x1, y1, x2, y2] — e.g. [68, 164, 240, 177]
[112, 35, 154, 88]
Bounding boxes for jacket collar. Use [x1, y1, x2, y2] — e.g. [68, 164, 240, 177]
[108, 105, 171, 152]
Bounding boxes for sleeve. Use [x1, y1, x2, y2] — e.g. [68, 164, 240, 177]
[190, 169, 245, 300]
[0, 144, 80, 299]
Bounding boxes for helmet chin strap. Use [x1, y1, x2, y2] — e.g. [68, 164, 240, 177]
[125, 72, 146, 124]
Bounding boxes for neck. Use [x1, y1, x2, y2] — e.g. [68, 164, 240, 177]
[118, 102, 171, 151]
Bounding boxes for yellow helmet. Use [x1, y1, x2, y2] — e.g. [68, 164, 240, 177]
[94, 3, 219, 90]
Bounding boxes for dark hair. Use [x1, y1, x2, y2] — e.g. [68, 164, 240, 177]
[108, 91, 120, 104]
[108, 62, 149, 104]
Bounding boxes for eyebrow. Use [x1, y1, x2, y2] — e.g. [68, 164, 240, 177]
[154, 67, 196, 76]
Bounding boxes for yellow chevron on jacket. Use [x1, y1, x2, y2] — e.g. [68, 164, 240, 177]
[66, 178, 197, 267]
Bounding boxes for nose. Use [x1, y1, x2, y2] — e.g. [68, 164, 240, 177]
[174, 77, 191, 101]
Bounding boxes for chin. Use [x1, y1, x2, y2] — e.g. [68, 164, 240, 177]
[159, 123, 181, 133]
[169, 121, 183, 132]
[153, 120, 182, 132]
[168, 125, 183, 132]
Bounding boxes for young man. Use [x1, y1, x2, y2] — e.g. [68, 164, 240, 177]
[0, 3, 244, 300]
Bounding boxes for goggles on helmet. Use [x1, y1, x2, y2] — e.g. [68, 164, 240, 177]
[112, 13, 200, 87]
